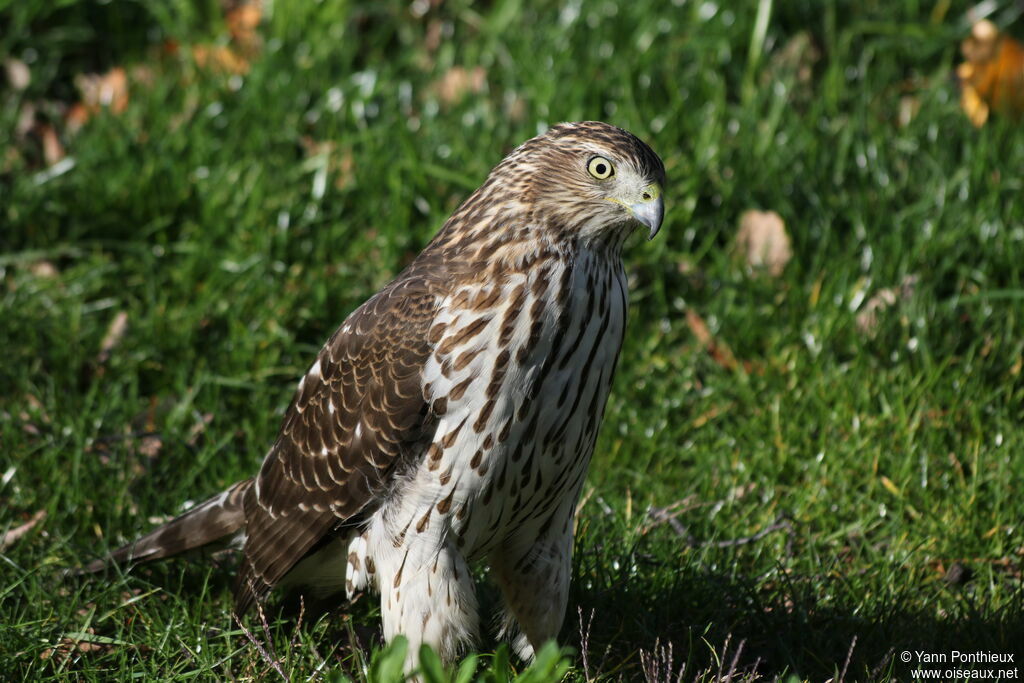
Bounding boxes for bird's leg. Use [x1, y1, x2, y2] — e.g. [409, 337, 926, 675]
[490, 515, 573, 662]
[376, 536, 479, 670]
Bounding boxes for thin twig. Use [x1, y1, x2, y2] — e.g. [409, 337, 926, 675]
[723, 637, 745, 681]
[702, 515, 794, 549]
[234, 598, 288, 682]
[578, 607, 594, 681]
[839, 635, 858, 683]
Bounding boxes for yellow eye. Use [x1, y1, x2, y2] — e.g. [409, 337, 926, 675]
[587, 156, 615, 180]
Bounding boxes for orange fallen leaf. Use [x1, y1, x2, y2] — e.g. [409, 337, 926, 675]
[75, 67, 129, 114]
[38, 124, 65, 166]
[957, 20, 1024, 127]
[685, 309, 739, 372]
[691, 402, 732, 428]
[735, 209, 792, 277]
[65, 103, 90, 136]
[226, 2, 262, 55]
[192, 44, 250, 75]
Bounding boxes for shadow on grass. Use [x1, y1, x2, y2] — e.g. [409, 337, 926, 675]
[58, 536, 1023, 681]
[567, 552, 1024, 680]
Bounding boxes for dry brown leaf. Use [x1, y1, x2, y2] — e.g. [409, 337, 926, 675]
[65, 103, 90, 136]
[5, 58, 30, 91]
[432, 66, 486, 105]
[75, 67, 129, 115]
[96, 311, 129, 372]
[15, 102, 36, 138]
[958, 20, 1024, 127]
[898, 94, 921, 128]
[226, 2, 263, 55]
[137, 435, 163, 459]
[735, 209, 792, 277]
[29, 260, 59, 278]
[762, 31, 820, 102]
[40, 628, 120, 664]
[1, 510, 46, 551]
[424, 19, 444, 53]
[192, 44, 250, 75]
[685, 309, 739, 372]
[691, 403, 727, 429]
[38, 124, 65, 166]
[129, 64, 156, 89]
[301, 137, 357, 190]
[855, 275, 918, 336]
[186, 412, 215, 446]
[17, 394, 51, 438]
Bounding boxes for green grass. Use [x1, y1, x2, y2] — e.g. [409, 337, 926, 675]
[3, 0, 1023, 680]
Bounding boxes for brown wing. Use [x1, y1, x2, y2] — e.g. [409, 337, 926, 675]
[234, 275, 444, 613]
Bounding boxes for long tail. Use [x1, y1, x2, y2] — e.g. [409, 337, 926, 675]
[76, 479, 253, 574]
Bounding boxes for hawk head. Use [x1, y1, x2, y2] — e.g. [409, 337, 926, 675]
[500, 121, 666, 244]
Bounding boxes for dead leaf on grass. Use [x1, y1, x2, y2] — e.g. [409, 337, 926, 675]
[186, 412, 215, 446]
[192, 44, 250, 75]
[64, 103, 90, 136]
[226, 2, 263, 55]
[301, 137, 357, 191]
[762, 31, 820, 103]
[735, 209, 792, 277]
[685, 309, 739, 372]
[29, 260, 59, 278]
[17, 393, 51, 437]
[95, 311, 129, 375]
[1, 510, 46, 551]
[855, 275, 918, 336]
[15, 102, 36, 138]
[137, 434, 163, 459]
[75, 67, 129, 115]
[5, 58, 30, 90]
[691, 402, 731, 429]
[431, 66, 486, 105]
[957, 20, 1024, 127]
[40, 628, 141, 664]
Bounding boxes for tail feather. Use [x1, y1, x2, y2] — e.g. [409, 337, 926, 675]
[76, 479, 253, 574]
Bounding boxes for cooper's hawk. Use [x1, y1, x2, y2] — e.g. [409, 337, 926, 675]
[81, 121, 666, 665]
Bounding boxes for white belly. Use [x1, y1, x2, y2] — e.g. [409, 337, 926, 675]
[383, 250, 622, 559]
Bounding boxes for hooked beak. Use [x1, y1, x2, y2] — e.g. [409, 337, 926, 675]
[630, 194, 664, 241]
